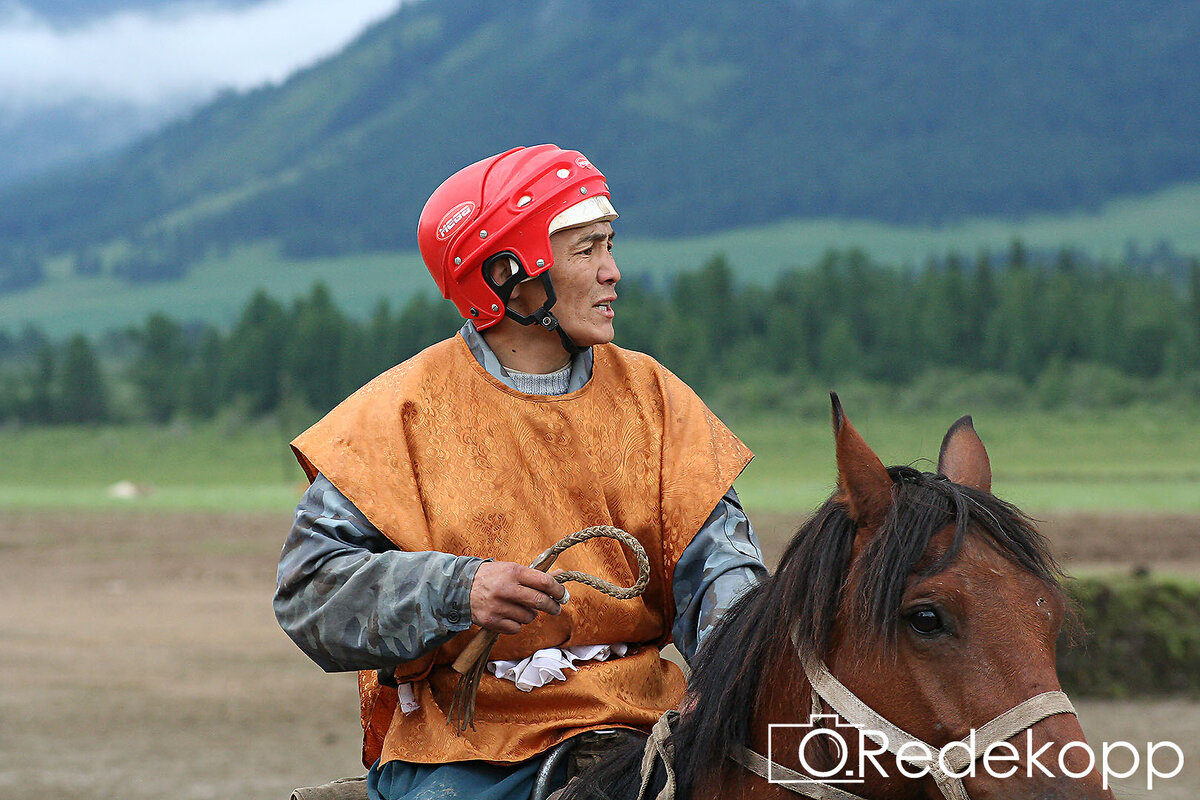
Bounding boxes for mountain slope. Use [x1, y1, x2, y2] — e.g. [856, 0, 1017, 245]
[6, 180, 1198, 338]
[2, 0, 1198, 256]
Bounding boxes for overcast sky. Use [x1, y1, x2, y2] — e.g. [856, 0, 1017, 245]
[0, 0, 404, 108]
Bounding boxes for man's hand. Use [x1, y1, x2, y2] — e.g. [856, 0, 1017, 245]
[469, 561, 567, 634]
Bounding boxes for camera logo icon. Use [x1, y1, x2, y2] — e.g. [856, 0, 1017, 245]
[768, 714, 883, 785]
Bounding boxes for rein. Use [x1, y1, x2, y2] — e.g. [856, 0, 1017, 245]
[448, 525, 651, 732]
[729, 631, 1077, 800]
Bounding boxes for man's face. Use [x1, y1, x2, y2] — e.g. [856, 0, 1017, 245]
[544, 220, 619, 347]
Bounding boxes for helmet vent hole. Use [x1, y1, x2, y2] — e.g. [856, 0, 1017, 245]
[556, 169, 570, 179]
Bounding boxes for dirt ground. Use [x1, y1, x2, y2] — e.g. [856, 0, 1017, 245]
[1, 509, 1198, 800]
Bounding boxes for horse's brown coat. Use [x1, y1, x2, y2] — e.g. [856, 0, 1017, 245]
[685, 400, 1116, 800]
[728, 403, 1114, 799]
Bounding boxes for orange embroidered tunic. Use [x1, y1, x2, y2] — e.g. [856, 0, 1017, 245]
[291, 334, 752, 767]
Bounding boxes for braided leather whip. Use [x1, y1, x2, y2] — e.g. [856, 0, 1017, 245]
[448, 525, 650, 732]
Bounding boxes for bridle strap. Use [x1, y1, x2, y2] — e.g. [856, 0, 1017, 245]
[635, 710, 679, 800]
[731, 656, 1077, 800]
[943, 690, 1077, 772]
[804, 657, 968, 800]
[730, 745, 869, 800]
[806, 658, 1075, 799]
[804, 657, 935, 770]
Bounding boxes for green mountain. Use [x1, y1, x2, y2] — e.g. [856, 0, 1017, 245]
[2, 0, 1199, 268]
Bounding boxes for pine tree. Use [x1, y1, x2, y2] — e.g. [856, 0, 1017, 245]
[130, 314, 188, 423]
[58, 334, 108, 423]
[818, 317, 863, 383]
[943, 252, 971, 363]
[225, 291, 288, 414]
[915, 259, 956, 367]
[283, 282, 347, 414]
[27, 343, 56, 423]
[362, 298, 398, 380]
[684, 254, 737, 357]
[1188, 259, 1200, 352]
[967, 250, 997, 369]
[182, 328, 223, 419]
[0, 373, 20, 423]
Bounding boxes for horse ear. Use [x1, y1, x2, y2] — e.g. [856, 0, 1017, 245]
[937, 415, 992, 492]
[831, 393, 893, 525]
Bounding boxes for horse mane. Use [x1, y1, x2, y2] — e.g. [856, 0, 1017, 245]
[567, 465, 1065, 800]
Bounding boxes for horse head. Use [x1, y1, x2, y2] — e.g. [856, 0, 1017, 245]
[806, 393, 1112, 799]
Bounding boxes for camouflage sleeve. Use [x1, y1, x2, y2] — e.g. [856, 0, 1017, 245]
[274, 473, 482, 672]
[671, 486, 770, 665]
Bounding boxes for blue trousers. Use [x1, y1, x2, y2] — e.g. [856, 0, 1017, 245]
[368, 755, 567, 800]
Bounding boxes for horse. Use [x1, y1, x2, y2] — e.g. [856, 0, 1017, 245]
[560, 394, 1114, 800]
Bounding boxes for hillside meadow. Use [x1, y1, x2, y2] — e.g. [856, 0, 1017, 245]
[2, 405, 1197, 515]
[3, 180, 1199, 337]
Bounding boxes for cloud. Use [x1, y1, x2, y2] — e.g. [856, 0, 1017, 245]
[0, 0, 404, 108]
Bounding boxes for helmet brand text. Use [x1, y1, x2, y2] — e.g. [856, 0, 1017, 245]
[436, 201, 476, 241]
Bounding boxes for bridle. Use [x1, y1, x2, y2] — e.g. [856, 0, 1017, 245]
[730, 630, 1077, 800]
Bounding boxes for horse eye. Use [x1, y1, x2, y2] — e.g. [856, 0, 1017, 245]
[907, 607, 945, 636]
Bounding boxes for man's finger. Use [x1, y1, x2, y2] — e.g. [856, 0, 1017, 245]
[516, 566, 567, 602]
[496, 583, 562, 616]
[523, 585, 563, 615]
[481, 616, 522, 635]
[490, 600, 537, 627]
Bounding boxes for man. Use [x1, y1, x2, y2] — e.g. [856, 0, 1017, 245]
[275, 145, 768, 800]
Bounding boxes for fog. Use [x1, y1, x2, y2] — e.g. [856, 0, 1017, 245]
[0, 0, 404, 107]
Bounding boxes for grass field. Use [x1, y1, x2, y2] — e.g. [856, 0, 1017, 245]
[2, 406, 1198, 514]
[733, 406, 1200, 514]
[3, 411, 1199, 800]
[3, 180, 1199, 337]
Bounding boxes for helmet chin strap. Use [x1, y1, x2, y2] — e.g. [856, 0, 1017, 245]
[485, 255, 585, 357]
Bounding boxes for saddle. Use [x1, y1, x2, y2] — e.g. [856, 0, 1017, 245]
[287, 728, 648, 800]
[548, 713, 675, 800]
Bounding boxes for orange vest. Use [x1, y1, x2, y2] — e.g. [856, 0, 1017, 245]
[291, 335, 752, 767]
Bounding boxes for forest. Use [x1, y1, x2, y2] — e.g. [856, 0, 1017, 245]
[2, 244, 1197, 426]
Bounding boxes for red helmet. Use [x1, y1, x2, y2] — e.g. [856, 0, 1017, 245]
[417, 145, 617, 330]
